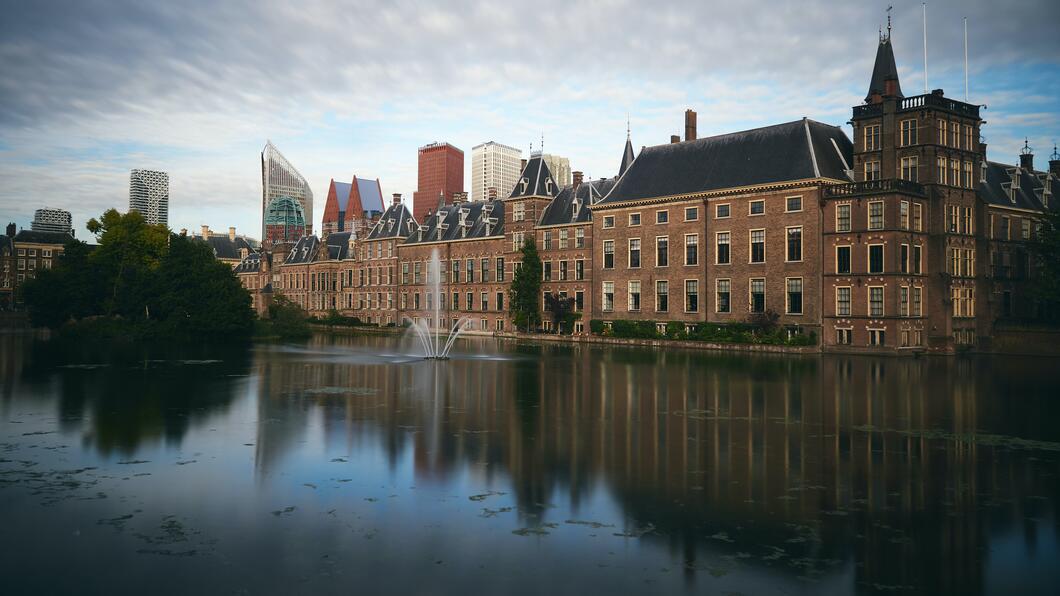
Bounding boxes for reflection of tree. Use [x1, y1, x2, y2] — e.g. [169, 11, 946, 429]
[19, 338, 249, 455]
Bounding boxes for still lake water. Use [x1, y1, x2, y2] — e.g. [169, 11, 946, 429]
[1, 331, 1058, 595]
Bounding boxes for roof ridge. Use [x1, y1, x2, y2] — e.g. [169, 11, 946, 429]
[803, 118, 821, 178]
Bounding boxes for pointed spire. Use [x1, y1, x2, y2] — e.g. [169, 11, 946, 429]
[865, 25, 904, 103]
[619, 122, 635, 177]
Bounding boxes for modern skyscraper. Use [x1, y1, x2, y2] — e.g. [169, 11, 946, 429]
[129, 169, 169, 226]
[31, 207, 73, 235]
[541, 154, 572, 187]
[412, 142, 464, 223]
[471, 141, 522, 202]
[261, 141, 313, 239]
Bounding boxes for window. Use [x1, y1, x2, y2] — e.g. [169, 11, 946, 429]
[656, 210, 668, 224]
[749, 200, 764, 215]
[716, 204, 730, 218]
[451, 260, 460, 283]
[868, 201, 884, 230]
[962, 207, 973, 235]
[913, 245, 922, 275]
[685, 280, 699, 312]
[513, 202, 525, 222]
[575, 259, 584, 280]
[715, 232, 730, 264]
[869, 329, 885, 346]
[962, 161, 973, 188]
[937, 119, 947, 145]
[750, 279, 765, 313]
[900, 119, 918, 146]
[900, 156, 918, 182]
[836, 246, 851, 274]
[623, 279, 640, 311]
[949, 122, 959, 148]
[865, 161, 881, 181]
[575, 291, 584, 311]
[964, 124, 974, 150]
[628, 213, 641, 226]
[899, 201, 910, 229]
[913, 286, 923, 316]
[543, 261, 552, 281]
[684, 207, 699, 221]
[750, 230, 765, 263]
[913, 203, 923, 232]
[869, 244, 884, 274]
[900, 244, 909, 273]
[685, 234, 699, 266]
[947, 205, 959, 233]
[1022, 219, 1032, 240]
[865, 124, 881, 151]
[602, 282, 614, 311]
[950, 159, 960, 187]
[467, 292, 474, 310]
[602, 215, 615, 229]
[481, 292, 489, 312]
[402, 262, 410, 284]
[466, 259, 474, 283]
[542, 230, 552, 250]
[575, 228, 585, 248]
[836, 328, 852, 345]
[603, 240, 614, 269]
[786, 227, 802, 262]
[836, 204, 851, 232]
[558, 229, 568, 249]
[899, 286, 909, 317]
[655, 236, 668, 267]
[716, 279, 731, 313]
[655, 281, 669, 312]
[512, 231, 525, 252]
[786, 196, 802, 212]
[1000, 216, 1010, 240]
[559, 260, 568, 281]
[869, 286, 884, 316]
[481, 258, 490, 282]
[938, 156, 948, 184]
[496, 258, 505, 282]
[628, 239, 641, 268]
[836, 287, 851, 316]
[452, 292, 459, 310]
[786, 278, 803, 315]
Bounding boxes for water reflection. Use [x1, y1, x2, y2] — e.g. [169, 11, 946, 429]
[1, 332, 1058, 595]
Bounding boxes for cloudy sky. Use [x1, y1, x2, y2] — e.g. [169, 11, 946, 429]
[1, 0, 1058, 239]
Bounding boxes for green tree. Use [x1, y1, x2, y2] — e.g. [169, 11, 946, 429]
[1031, 209, 1060, 321]
[20, 238, 102, 327]
[543, 292, 574, 334]
[509, 237, 542, 332]
[86, 209, 169, 316]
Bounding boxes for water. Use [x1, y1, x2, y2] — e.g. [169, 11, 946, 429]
[408, 247, 469, 359]
[1, 332, 1058, 595]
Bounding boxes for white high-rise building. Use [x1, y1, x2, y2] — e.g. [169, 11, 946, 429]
[470, 141, 522, 201]
[541, 154, 572, 188]
[31, 207, 73, 235]
[129, 169, 169, 226]
[261, 141, 313, 239]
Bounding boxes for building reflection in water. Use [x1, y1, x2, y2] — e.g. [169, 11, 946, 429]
[250, 334, 1058, 594]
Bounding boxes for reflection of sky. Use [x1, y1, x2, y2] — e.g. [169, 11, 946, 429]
[1, 334, 1059, 594]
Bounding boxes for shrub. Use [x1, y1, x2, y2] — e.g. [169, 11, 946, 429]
[589, 319, 605, 335]
[665, 321, 686, 340]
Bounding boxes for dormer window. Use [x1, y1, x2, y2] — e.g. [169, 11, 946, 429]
[545, 178, 552, 195]
[980, 161, 987, 184]
[520, 178, 529, 194]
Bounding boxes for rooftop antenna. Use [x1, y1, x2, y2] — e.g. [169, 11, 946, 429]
[963, 16, 969, 101]
[540, 132, 544, 153]
[626, 113, 631, 139]
[1051, 143, 1059, 161]
[922, 3, 929, 93]
[1021, 138, 1032, 155]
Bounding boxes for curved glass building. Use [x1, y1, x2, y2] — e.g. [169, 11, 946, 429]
[263, 195, 307, 245]
[261, 141, 312, 242]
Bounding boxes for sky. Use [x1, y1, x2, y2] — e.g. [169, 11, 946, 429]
[1, 0, 1058, 240]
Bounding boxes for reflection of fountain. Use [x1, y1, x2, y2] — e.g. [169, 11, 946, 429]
[408, 248, 469, 360]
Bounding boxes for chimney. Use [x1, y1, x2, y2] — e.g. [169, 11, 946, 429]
[572, 171, 583, 189]
[1050, 156, 1060, 177]
[228, 226, 236, 242]
[488, 187, 498, 200]
[392, 193, 402, 206]
[452, 191, 468, 204]
[670, 135, 680, 144]
[201, 225, 210, 239]
[520, 158, 527, 172]
[1019, 140, 1034, 171]
[684, 109, 697, 141]
[5, 222, 15, 237]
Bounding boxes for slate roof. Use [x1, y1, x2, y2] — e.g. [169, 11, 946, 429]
[284, 235, 320, 265]
[978, 161, 1058, 213]
[12, 230, 74, 245]
[599, 118, 853, 205]
[356, 178, 384, 214]
[324, 231, 352, 260]
[619, 137, 636, 177]
[234, 252, 262, 274]
[366, 202, 417, 240]
[197, 234, 255, 260]
[539, 178, 617, 226]
[404, 200, 505, 244]
[0, 234, 12, 256]
[509, 154, 559, 199]
[866, 37, 903, 102]
[333, 181, 353, 212]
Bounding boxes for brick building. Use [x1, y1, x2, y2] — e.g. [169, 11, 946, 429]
[320, 177, 386, 236]
[412, 142, 464, 223]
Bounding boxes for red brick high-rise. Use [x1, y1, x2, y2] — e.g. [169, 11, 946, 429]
[412, 142, 464, 223]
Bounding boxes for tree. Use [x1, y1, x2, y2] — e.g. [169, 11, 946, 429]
[20, 238, 101, 328]
[86, 209, 169, 316]
[1030, 209, 1060, 322]
[543, 292, 575, 334]
[509, 237, 543, 332]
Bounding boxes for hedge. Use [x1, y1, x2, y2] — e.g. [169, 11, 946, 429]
[588, 319, 817, 347]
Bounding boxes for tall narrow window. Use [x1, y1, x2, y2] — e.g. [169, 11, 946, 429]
[900, 119, 918, 146]
[913, 286, 923, 316]
[685, 280, 699, 312]
[750, 230, 765, 263]
[938, 156, 948, 184]
[900, 286, 909, 317]
[836, 287, 851, 316]
[655, 236, 668, 267]
[865, 124, 881, 151]
[715, 232, 730, 264]
[900, 156, 918, 182]
[628, 239, 641, 268]
[750, 279, 765, 313]
[786, 227, 802, 262]
[716, 279, 731, 313]
[836, 246, 851, 274]
[602, 282, 614, 312]
[913, 203, 923, 231]
[836, 204, 851, 232]
[900, 201, 910, 229]
[786, 278, 803, 315]
[865, 161, 881, 181]
[900, 244, 909, 274]
[575, 228, 585, 248]
[868, 201, 884, 230]
[913, 245, 922, 275]
[496, 258, 505, 282]
[869, 287, 884, 316]
[655, 281, 669, 312]
[869, 244, 884, 274]
[685, 234, 699, 266]
[627, 281, 641, 311]
[575, 259, 584, 280]
[603, 240, 614, 269]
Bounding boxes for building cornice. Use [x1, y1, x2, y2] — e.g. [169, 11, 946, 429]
[589, 178, 843, 211]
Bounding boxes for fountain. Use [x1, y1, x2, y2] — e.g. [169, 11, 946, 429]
[408, 247, 469, 360]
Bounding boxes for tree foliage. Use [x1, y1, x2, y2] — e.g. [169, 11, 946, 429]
[543, 292, 575, 334]
[1031, 209, 1060, 320]
[509, 237, 542, 332]
[20, 210, 254, 339]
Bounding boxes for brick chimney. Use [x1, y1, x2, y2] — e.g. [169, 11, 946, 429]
[201, 225, 210, 239]
[572, 171, 583, 189]
[684, 109, 697, 141]
[670, 135, 680, 144]
[1019, 139, 1034, 171]
[228, 226, 236, 242]
[488, 187, 498, 200]
[452, 191, 468, 204]
[392, 193, 402, 206]
[5, 222, 14, 237]
[520, 158, 527, 172]
[1050, 153, 1060, 176]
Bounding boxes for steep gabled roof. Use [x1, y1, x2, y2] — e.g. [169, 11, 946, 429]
[619, 136, 636, 177]
[333, 181, 353, 212]
[509, 154, 558, 199]
[234, 252, 262, 274]
[978, 161, 1058, 213]
[284, 235, 319, 265]
[356, 178, 384, 214]
[366, 202, 417, 240]
[324, 231, 352, 260]
[865, 37, 903, 102]
[197, 234, 255, 260]
[404, 200, 505, 244]
[539, 178, 616, 226]
[600, 119, 852, 205]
